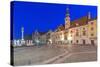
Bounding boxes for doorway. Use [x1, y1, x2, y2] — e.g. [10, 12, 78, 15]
[83, 40, 85, 44]
[91, 40, 95, 45]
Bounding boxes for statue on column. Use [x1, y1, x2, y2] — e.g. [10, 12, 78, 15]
[21, 27, 25, 46]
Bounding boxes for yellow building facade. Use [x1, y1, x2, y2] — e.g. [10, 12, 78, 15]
[50, 8, 97, 46]
[88, 19, 97, 45]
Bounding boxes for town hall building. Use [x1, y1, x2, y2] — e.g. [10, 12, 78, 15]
[50, 8, 97, 46]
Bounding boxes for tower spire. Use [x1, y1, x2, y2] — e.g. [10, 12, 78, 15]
[88, 12, 91, 20]
[65, 7, 70, 29]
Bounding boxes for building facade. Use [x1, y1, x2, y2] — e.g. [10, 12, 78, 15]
[50, 8, 97, 46]
[32, 30, 52, 45]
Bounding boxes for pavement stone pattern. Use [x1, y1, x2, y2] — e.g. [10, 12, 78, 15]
[63, 51, 97, 63]
[13, 44, 97, 66]
[14, 46, 65, 66]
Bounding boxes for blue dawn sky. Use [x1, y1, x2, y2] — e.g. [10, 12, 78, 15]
[11, 1, 97, 39]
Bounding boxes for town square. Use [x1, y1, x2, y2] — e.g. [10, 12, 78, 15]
[11, 1, 97, 66]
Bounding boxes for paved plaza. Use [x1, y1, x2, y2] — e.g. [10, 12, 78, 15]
[13, 44, 97, 66]
[63, 51, 96, 63]
[14, 45, 66, 66]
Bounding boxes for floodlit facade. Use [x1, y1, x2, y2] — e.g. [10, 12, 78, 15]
[50, 8, 97, 45]
[88, 19, 97, 45]
[32, 30, 52, 45]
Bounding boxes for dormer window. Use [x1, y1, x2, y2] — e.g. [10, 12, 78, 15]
[76, 23, 79, 26]
[91, 22, 94, 25]
[71, 30, 73, 33]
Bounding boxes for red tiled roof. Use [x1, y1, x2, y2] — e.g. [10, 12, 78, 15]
[70, 16, 88, 28]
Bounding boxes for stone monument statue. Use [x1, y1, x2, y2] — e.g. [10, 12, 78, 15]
[21, 27, 25, 46]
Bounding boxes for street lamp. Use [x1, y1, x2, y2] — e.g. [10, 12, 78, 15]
[49, 39, 52, 44]
[36, 39, 39, 43]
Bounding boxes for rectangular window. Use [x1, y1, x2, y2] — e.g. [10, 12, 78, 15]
[91, 34, 94, 36]
[76, 32, 79, 36]
[91, 27, 94, 30]
[76, 40, 78, 43]
[91, 40, 95, 45]
[65, 35, 67, 40]
[71, 40, 72, 43]
[83, 31, 86, 36]
[83, 40, 85, 44]
[83, 28, 85, 30]
[71, 35, 72, 37]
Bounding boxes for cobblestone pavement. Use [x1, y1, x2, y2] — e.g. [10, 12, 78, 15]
[42, 45, 97, 64]
[63, 51, 97, 63]
[14, 45, 66, 66]
[67, 45, 97, 53]
[13, 44, 97, 66]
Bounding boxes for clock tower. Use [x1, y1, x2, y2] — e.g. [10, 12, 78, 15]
[65, 8, 70, 29]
